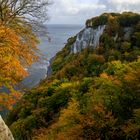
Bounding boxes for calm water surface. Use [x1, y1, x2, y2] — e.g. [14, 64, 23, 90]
[21, 24, 83, 88]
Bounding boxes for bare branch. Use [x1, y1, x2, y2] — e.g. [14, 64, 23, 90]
[0, 0, 51, 25]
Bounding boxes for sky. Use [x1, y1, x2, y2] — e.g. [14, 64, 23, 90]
[48, 0, 140, 25]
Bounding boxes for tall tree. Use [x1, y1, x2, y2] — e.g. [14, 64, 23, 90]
[0, 0, 50, 110]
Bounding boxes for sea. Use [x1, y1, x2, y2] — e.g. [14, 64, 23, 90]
[20, 24, 83, 88]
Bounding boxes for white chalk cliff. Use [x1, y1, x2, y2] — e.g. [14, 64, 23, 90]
[0, 115, 14, 140]
[71, 25, 106, 53]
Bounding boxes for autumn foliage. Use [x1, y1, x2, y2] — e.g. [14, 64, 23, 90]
[6, 12, 140, 140]
[0, 16, 39, 110]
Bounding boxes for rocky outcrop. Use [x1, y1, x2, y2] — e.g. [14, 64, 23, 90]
[124, 27, 133, 41]
[0, 116, 14, 140]
[71, 25, 106, 53]
[47, 56, 55, 77]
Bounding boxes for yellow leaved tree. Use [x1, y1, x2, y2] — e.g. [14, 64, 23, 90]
[0, 0, 50, 111]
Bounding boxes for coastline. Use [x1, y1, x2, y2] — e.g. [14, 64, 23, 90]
[46, 56, 55, 78]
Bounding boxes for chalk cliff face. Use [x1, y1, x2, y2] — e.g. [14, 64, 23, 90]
[70, 25, 133, 54]
[71, 25, 106, 53]
[0, 116, 14, 140]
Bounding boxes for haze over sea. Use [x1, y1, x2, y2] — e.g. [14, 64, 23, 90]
[20, 24, 83, 88]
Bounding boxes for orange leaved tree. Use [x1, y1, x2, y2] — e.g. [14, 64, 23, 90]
[0, 0, 50, 111]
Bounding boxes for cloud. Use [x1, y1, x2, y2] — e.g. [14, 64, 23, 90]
[99, 0, 140, 13]
[48, 0, 106, 24]
[48, 0, 140, 24]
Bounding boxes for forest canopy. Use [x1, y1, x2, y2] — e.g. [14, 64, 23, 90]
[6, 12, 140, 140]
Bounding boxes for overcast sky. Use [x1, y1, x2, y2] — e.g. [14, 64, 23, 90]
[48, 0, 140, 25]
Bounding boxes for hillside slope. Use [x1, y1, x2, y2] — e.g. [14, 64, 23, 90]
[7, 12, 140, 140]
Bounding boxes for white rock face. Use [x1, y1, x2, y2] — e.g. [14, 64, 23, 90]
[124, 27, 133, 41]
[0, 116, 14, 140]
[71, 25, 106, 53]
